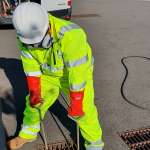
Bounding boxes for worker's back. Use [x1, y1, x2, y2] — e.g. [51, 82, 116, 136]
[18, 14, 93, 81]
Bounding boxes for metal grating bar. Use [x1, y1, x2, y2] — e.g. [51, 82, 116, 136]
[118, 127, 150, 150]
[37, 139, 77, 150]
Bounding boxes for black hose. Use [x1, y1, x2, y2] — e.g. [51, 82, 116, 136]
[121, 56, 150, 111]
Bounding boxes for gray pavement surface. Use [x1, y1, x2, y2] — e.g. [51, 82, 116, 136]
[1, 0, 150, 150]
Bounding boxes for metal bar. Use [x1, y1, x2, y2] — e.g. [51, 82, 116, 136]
[40, 121, 48, 150]
[119, 127, 150, 150]
[134, 135, 141, 143]
[135, 136, 150, 150]
[35, 107, 49, 150]
[147, 132, 150, 138]
[77, 124, 80, 150]
[145, 144, 150, 149]
[143, 145, 149, 150]
[36, 93, 79, 150]
[60, 93, 69, 107]
[143, 134, 149, 141]
[37, 140, 77, 150]
[61, 93, 80, 150]
[126, 136, 135, 144]
[50, 112, 71, 150]
[145, 132, 150, 138]
[139, 134, 146, 142]
[128, 136, 137, 144]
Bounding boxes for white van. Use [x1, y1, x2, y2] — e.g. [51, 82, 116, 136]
[30, 0, 72, 19]
[0, 0, 72, 25]
[41, 0, 72, 19]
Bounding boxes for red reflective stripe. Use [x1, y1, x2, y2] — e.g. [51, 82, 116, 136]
[64, 16, 71, 20]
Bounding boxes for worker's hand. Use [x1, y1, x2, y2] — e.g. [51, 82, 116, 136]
[67, 91, 85, 118]
[29, 92, 43, 107]
[27, 76, 42, 107]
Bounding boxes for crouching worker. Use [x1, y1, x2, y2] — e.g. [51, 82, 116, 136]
[8, 2, 104, 150]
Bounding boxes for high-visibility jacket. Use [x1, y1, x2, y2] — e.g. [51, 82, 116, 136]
[18, 14, 93, 91]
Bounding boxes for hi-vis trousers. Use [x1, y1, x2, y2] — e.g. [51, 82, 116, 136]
[19, 74, 104, 149]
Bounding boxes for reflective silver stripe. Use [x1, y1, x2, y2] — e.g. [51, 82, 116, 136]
[57, 50, 63, 58]
[21, 125, 39, 136]
[66, 55, 88, 68]
[59, 24, 80, 38]
[25, 71, 42, 76]
[91, 56, 94, 65]
[86, 147, 103, 150]
[22, 124, 40, 130]
[21, 128, 38, 136]
[86, 140, 104, 149]
[42, 63, 64, 72]
[20, 51, 33, 59]
[90, 140, 104, 146]
[70, 81, 86, 91]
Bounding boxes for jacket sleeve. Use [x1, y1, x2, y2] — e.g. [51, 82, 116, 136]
[61, 28, 92, 91]
[17, 39, 42, 77]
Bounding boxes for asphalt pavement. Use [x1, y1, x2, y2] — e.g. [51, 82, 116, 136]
[1, 0, 150, 150]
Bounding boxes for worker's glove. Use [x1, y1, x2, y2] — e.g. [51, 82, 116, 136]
[27, 76, 42, 107]
[68, 91, 85, 117]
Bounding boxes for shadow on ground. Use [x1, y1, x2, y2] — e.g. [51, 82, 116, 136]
[0, 57, 85, 149]
[0, 57, 27, 137]
[0, 24, 14, 30]
[0, 100, 7, 150]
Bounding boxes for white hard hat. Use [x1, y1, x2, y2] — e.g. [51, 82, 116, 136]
[12, 2, 49, 44]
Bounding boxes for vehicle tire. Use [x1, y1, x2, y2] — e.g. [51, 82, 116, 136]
[64, 7, 72, 20]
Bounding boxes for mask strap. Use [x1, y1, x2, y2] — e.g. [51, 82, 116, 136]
[41, 33, 53, 48]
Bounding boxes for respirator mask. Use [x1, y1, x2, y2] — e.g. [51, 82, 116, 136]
[23, 29, 53, 49]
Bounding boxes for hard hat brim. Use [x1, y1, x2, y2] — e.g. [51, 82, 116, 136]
[19, 27, 48, 44]
[19, 32, 44, 44]
[18, 20, 49, 45]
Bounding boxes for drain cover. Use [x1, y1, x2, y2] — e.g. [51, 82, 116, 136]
[37, 139, 77, 150]
[118, 127, 150, 150]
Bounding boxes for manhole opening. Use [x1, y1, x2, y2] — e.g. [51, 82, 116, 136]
[37, 139, 77, 150]
[118, 127, 150, 150]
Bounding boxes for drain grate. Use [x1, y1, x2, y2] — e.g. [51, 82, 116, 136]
[37, 139, 77, 150]
[118, 127, 150, 150]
